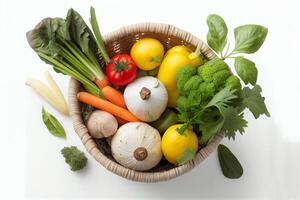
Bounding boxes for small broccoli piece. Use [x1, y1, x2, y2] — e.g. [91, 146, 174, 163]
[61, 146, 88, 171]
[184, 75, 202, 92]
[176, 64, 197, 94]
[225, 75, 242, 91]
[197, 82, 216, 102]
[213, 69, 231, 89]
[198, 58, 229, 82]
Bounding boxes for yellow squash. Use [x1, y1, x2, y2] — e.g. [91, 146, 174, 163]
[157, 45, 203, 107]
[130, 38, 164, 71]
[161, 124, 199, 165]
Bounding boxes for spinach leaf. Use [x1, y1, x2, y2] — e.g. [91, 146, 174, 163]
[66, 8, 97, 57]
[218, 144, 243, 179]
[26, 18, 67, 59]
[234, 56, 258, 85]
[241, 85, 270, 119]
[177, 147, 195, 165]
[207, 14, 228, 54]
[42, 107, 66, 138]
[233, 25, 268, 54]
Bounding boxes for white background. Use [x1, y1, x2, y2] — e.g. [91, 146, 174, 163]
[0, 0, 300, 199]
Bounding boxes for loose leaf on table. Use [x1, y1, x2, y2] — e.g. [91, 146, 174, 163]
[233, 24, 268, 54]
[241, 85, 270, 119]
[207, 14, 228, 54]
[234, 56, 258, 85]
[221, 107, 248, 140]
[42, 107, 66, 138]
[177, 147, 195, 165]
[61, 146, 88, 171]
[218, 144, 243, 179]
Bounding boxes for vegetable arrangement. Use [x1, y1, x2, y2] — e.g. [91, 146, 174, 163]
[26, 7, 269, 178]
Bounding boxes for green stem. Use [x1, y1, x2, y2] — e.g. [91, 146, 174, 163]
[59, 47, 95, 80]
[90, 6, 111, 64]
[223, 50, 238, 59]
[61, 39, 105, 80]
[223, 43, 230, 59]
[38, 52, 103, 97]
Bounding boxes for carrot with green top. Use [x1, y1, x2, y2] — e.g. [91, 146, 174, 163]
[78, 92, 139, 122]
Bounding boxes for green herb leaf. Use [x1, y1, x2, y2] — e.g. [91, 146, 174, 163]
[199, 115, 224, 145]
[205, 87, 238, 110]
[234, 57, 258, 85]
[233, 25, 268, 54]
[221, 107, 248, 140]
[241, 85, 270, 119]
[199, 88, 238, 144]
[61, 146, 88, 171]
[207, 14, 228, 53]
[42, 107, 66, 138]
[218, 144, 243, 179]
[177, 147, 195, 165]
[176, 123, 189, 135]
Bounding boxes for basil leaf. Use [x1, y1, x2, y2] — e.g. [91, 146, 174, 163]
[234, 57, 258, 85]
[177, 147, 195, 165]
[218, 144, 243, 179]
[42, 107, 66, 138]
[206, 14, 228, 53]
[233, 25, 268, 54]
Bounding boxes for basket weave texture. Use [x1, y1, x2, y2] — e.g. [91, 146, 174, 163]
[68, 22, 224, 182]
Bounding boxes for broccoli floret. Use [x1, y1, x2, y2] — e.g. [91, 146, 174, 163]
[176, 64, 197, 94]
[225, 75, 242, 91]
[198, 57, 229, 82]
[184, 75, 202, 92]
[61, 146, 88, 171]
[177, 57, 236, 110]
[196, 82, 216, 102]
[213, 69, 231, 89]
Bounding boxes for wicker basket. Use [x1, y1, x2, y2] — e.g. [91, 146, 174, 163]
[68, 22, 224, 182]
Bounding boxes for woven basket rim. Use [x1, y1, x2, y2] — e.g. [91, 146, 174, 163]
[68, 22, 224, 182]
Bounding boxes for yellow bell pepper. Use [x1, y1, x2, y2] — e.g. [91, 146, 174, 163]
[157, 45, 203, 107]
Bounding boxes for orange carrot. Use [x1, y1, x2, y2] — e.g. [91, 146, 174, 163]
[115, 116, 128, 126]
[78, 92, 140, 122]
[102, 86, 127, 108]
[95, 78, 110, 89]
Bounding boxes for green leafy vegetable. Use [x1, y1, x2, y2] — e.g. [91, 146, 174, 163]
[177, 147, 195, 165]
[234, 57, 258, 85]
[242, 85, 270, 119]
[233, 25, 268, 54]
[26, 9, 105, 97]
[61, 146, 88, 171]
[42, 107, 66, 138]
[218, 144, 243, 179]
[207, 14, 228, 54]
